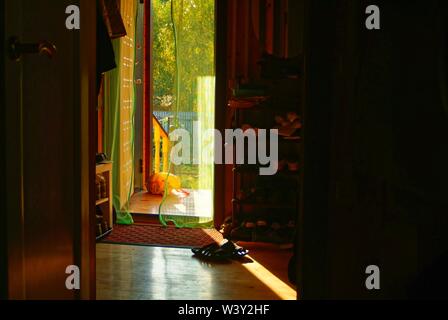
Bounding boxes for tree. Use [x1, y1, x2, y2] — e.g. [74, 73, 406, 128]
[152, 0, 215, 113]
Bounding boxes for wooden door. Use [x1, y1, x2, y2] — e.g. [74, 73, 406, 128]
[2, 0, 96, 299]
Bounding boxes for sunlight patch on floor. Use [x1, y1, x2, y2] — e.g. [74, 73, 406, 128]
[242, 255, 297, 300]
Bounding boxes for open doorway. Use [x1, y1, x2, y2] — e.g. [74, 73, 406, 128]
[130, 0, 216, 225]
[95, 0, 299, 300]
[96, 0, 222, 249]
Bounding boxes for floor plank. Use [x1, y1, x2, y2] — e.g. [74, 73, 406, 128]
[96, 243, 296, 300]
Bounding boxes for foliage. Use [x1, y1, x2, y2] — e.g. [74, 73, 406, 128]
[152, 0, 215, 112]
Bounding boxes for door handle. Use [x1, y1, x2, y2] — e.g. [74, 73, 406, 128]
[8, 36, 57, 61]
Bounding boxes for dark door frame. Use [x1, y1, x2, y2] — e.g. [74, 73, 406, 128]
[297, 0, 336, 299]
[0, 0, 8, 300]
[79, 0, 97, 299]
[214, 0, 227, 227]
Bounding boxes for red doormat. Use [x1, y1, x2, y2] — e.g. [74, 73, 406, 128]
[101, 224, 224, 248]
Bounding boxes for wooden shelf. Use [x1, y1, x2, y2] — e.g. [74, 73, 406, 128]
[96, 162, 113, 240]
[230, 232, 294, 246]
[232, 238, 293, 247]
[233, 165, 300, 176]
[96, 198, 109, 206]
[280, 137, 301, 142]
[232, 198, 296, 210]
[228, 99, 299, 111]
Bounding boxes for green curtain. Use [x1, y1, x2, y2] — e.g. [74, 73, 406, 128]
[103, 0, 138, 225]
[155, 0, 216, 228]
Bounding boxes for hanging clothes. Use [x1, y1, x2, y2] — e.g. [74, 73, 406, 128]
[97, 0, 117, 95]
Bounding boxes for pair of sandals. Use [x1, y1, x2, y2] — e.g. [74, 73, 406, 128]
[192, 239, 249, 260]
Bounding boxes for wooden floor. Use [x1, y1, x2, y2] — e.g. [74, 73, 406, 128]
[96, 243, 296, 300]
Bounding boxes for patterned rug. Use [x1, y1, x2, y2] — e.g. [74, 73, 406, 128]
[101, 224, 223, 248]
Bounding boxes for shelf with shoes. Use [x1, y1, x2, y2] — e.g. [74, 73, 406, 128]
[233, 163, 301, 176]
[230, 219, 296, 245]
[95, 161, 114, 241]
[227, 45, 304, 245]
[229, 102, 302, 245]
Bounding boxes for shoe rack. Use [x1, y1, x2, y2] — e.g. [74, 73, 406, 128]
[95, 161, 113, 240]
[228, 57, 303, 245]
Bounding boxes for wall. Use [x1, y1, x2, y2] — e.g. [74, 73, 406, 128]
[301, 0, 448, 299]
